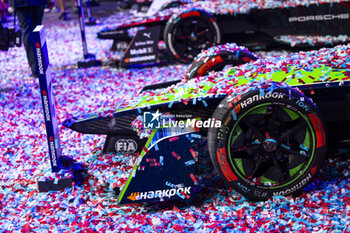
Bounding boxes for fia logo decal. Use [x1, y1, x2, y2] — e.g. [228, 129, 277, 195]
[115, 139, 137, 154]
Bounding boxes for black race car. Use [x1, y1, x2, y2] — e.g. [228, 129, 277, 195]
[98, 0, 350, 64]
[63, 43, 350, 204]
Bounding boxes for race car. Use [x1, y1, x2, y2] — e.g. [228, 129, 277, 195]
[98, 0, 350, 64]
[63, 42, 350, 204]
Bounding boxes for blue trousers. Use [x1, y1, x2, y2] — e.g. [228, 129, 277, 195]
[16, 5, 45, 75]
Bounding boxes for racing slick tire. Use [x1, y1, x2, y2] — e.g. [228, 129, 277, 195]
[186, 43, 258, 80]
[164, 9, 221, 64]
[207, 82, 327, 201]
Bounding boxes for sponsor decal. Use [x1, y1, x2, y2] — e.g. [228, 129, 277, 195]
[130, 47, 154, 55]
[237, 182, 250, 193]
[289, 13, 349, 22]
[296, 99, 310, 112]
[49, 136, 57, 167]
[115, 139, 138, 154]
[116, 42, 129, 50]
[122, 27, 159, 66]
[143, 32, 151, 39]
[127, 187, 191, 201]
[124, 55, 156, 63]
[253, 190, 268, 197]
[135, 40, 154, 47]
[272, 173, 312, 196]
[36, 42, 44, 75]
[240, 92, 284, 108]
[216, 147, 238, 182]
[42, 90, 51, 122]
[143, 111, 221, 129]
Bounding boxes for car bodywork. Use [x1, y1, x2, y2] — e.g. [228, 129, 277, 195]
[63, 43, 350, 204]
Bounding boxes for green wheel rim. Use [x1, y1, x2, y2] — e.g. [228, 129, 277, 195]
[227, 102, 316, 189]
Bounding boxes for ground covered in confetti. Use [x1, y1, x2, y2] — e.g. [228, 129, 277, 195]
[0, 3, 349, 232]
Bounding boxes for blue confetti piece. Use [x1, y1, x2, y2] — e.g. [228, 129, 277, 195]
[185, 160, 196, 166]
[231, 110, 237, 121]
[281, 144, 290, 150]
[186, 134, 194, 143]
[137, 107, 142, 114]
[260, 89, 264, 96]
[288, 89, 292, 100]
[176, 191, 186, 199]
[159, 156, 164, 166]
[235, 50, 240, 58]
[168, 101, 174, 108]
[202, 99, 208, 107]
[165, 181, 176, 188]
[193, 98, 196, 105]
[299, 144, 309, 151]
[154, 144, 159, 151]
[191, 134, 201, 139]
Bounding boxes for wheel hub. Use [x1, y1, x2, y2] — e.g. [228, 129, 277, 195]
[190, 32, 197, 42]
[263, 138, 278, 152]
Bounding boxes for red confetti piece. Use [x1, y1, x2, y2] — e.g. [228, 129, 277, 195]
[171, 151, 181, 160]
[190, 173, 198, 184]
[169, 137, 179, 142]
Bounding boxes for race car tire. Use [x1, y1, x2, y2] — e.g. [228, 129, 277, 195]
[164, 9, 221, 63]
[207, 82, 327, 200]
[186, 44, 258, 80]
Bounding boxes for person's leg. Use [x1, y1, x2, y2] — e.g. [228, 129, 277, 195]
[0, 0, 8, 22]
[57, 0, 69, 20]
[32, 4, 45, 26]
[16, 7, 37, 75]
[26, 5, 46, 75]
[58, 0, 66, 13]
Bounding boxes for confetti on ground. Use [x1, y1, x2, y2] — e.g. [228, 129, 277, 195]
[0, 4, 349, 232]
